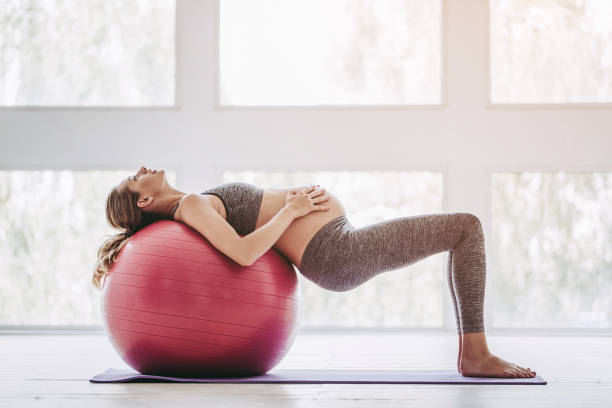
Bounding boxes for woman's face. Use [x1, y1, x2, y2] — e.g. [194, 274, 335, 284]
[120, 166, 167, 204]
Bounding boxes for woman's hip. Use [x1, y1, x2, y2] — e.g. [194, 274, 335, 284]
[298, 215, 352, 273]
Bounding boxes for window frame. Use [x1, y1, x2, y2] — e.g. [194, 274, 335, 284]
[1, 0, 611, 335]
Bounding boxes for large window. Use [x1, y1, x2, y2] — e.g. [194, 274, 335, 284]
[219, 0, 442, 106]
[490, 172, 612, 328]
[0, 170, 177, 326]
[0, 0, 175, 106]
[490, 0, 612, 104]
[224, 171, 445, 328]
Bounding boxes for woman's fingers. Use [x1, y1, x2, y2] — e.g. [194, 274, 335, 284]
[308, 186, 325, 196]
[313, 194, 329, 206]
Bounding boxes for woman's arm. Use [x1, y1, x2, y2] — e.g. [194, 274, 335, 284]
[180, 193, 297, 266]
[240, 206, 298, 266]
[241, 185, 328, 265]
[180, 193, 255, 266]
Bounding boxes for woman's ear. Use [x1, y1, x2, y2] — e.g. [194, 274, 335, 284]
[137, 195, 153, 209]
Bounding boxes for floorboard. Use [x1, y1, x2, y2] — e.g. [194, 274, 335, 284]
[1, 332, 609, 407]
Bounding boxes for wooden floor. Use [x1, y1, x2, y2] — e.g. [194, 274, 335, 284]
[1, 331, 610, 407]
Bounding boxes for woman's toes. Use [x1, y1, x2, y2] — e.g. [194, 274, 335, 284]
[519, 368, 536, 377]
[517, 365, 537, 376]
[510, 367, 521, 377]
[515, 365, 530, 376]
[525, 368, 535, 377]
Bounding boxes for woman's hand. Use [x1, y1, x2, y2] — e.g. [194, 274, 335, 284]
[284, 185, 331, 219]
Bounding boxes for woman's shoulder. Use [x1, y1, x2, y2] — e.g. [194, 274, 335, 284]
[173, 193, 216, 221]
[182, 192, 217, 207]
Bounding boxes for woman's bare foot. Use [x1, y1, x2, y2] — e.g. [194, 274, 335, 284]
[461, 352, 536, 378]
[459, 332, 536, 378]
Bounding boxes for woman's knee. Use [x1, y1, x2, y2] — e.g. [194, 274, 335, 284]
[456, 212, 483, 241]
[460, 212, 482, 230]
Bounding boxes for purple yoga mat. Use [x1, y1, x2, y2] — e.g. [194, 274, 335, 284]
[90, 368, 547, 385]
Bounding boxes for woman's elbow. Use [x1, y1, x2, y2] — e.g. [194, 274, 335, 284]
[239, 254, 254, 267]
[236, 238, 255, 267]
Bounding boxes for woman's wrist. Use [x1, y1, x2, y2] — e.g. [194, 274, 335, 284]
[281, 205, 298, 220]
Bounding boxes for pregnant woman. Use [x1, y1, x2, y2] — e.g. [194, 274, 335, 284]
[93, 166, 536, 379]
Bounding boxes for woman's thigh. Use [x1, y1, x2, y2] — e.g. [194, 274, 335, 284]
[298, 212, 478, 292]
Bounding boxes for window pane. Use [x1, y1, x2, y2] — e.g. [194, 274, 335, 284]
[0, 0, 175, 106]
[0, 170, 177, 325]
[224, 171, 445, 328]
[490, 0, 612, 103]
[219, 0, 442, 106]
[491, 172, 612, 328]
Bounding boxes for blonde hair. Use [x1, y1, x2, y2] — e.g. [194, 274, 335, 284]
[92, 184, 166, 291]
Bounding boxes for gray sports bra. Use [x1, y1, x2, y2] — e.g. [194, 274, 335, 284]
[170, 182, 264, 235]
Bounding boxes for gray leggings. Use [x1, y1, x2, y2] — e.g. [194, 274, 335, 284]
[298, 213, 486, 334]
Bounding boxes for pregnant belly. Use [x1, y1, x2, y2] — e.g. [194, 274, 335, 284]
[256, 188, 347, 268]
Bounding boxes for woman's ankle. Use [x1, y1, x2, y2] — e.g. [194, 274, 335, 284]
[460, 332, 491, 358]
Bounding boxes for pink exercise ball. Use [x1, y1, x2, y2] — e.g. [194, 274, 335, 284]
[101, 219, 301, 378]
